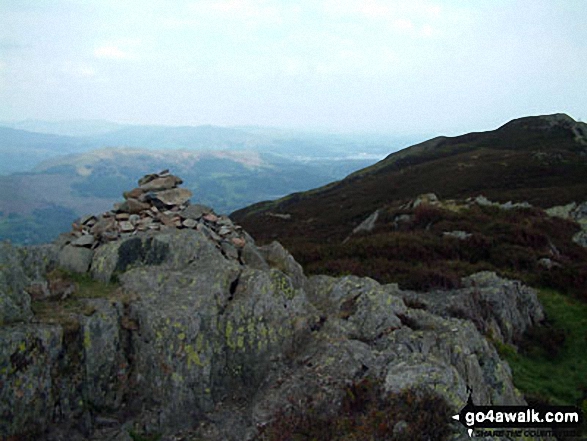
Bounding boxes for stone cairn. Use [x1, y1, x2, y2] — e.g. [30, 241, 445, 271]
[59, 170, 248, 259]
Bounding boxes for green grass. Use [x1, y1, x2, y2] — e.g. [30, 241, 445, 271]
[497, 289, 587, 409]
[31, 268, 125, 328]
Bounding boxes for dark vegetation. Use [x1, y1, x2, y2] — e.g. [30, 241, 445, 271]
[286, 204, 587, 300]
[258, 379, 452, 441]
[233, 115, 587, 245]
[0, 206, 78, 245]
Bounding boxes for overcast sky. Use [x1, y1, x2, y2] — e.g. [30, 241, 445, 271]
[1, 0, 586, 135]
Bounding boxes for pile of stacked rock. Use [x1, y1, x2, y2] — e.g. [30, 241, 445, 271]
[58, 170, 248, 259]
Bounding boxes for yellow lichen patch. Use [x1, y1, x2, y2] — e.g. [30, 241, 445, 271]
[83, 328, 91, 349]
[185, 344, 204, 367]
[226, 321, 236, 350]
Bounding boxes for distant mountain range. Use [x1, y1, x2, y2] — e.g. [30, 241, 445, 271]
[0, 121, 416, 244]
[233, 113, 587, 244]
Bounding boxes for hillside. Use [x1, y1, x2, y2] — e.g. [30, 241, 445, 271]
[231, 114, 587, 422]
[232, 113, 587, 245]
[1, 171, 560, 440]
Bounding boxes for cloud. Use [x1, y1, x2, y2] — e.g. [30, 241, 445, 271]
[94, 45, 130, 59]
[187, 0, 282, 25]
[62, 62, 97, 78]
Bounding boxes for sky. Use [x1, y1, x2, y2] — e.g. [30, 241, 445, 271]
[1, 0, 586, 136]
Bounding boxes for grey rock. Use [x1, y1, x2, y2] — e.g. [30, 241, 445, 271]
[118, 221, 135, 232]
[0, 324, 63, 437]
[221, 241, 239, 260]
[218, 226, 232, 236]
[71, 234, 95, 248]
[150, 188, 192, 206]
[353, 209, 379, 234]
[180, 204, 213, 220]
[118, 198, 150, 214]
[443, 230, 472, 240]
[58, 245, 94, 274]
[81, 299, 127, 410]
[240, 243, 269, 270]
[0, 243, 33, 324]
[138, 175, 182, 191]
[79, 214, 97, 226]
[182, 218, 198, 228]
[128, 214, 141, 225]
[573, 230, 587, 247]
[91, 229, 223, 283]
[403, 271, 544, 345]
[258, 241, 306, 290]
[538, 257, 561, 270]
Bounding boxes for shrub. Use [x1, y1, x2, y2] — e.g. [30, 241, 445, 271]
[257, 379, 452, 441]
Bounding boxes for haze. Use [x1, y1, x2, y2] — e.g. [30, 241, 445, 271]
[1, 0, 586, 136]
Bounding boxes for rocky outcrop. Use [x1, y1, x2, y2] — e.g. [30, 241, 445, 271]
[401, 272, 544, 346]
[547, 201, 587, 247]
[0, 172, 547, 441]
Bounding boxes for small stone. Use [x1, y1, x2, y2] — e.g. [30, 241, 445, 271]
[129, 214, 141, 225]
[123, 187, 145, 200]
[119, 221, 135, 232]
[198, 224, 221, 242]
[71, 234, 95, 247]
[138, 173, 159, 186]
[79, 214, 97, 225]
[151, 188, 192, 206]
[218, 226, 232, 236]
[138, 217, 153, 227]
[120, 198, 150, 214]
[231, 237, 246, 248]
[139, 175, 183, 191]
[181, 204, 213, 220]
[102, 231, 120, 241]
[182, 218, 198, 228]
[116, 213, 130, 220]
[221, 241, 239, 260]
[203, 213, 219, 223]
[159, 214, 177, 227]
[217, 216, 234, 226]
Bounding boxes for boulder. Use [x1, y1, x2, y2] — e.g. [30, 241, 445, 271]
[139, 175, 182, 191]
[258, 241, 306, 290]
[58, 245, 94, 274]
[149, 188, 192, 206]
[181, 204, 213, 220]
[401, 271, 544, 345]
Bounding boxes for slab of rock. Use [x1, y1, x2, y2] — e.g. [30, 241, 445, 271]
[71, 234, 95, 248]
[139, 175, 182, 191]
[182, 218, 198, 228]
[123, 187, 145, 200]
[151, 188, 192, 206]
[180, 204, 213, 220]
[119, 198, 150, 214]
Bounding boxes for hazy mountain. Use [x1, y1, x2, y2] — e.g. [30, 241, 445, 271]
[0, 127, 92, 174]
[0, 120, 421, 244]
[233, 113, 587, 244]
[0, 147, 382, 245]
[0, 119, 124, 137]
